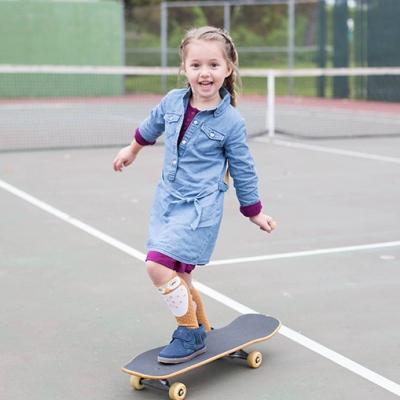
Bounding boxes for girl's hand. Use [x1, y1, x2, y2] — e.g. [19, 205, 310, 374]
[249, 213, 276, 233]
[113, 146, 138, 172]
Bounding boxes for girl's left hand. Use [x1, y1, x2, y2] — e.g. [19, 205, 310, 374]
[249, 213, 276, 233]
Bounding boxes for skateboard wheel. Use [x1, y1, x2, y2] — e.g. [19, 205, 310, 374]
[130, 375, 144, 390]
[247, 351, 263, 368]
[169, 382, 187, 400]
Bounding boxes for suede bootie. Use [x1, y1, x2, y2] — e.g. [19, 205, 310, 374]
[158, 324, 207, 364]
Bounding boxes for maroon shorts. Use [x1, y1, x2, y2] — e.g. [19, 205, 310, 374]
[146, 251, 196, 274]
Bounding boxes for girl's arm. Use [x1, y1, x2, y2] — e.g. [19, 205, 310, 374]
[113, 90, 172, 172]
[113, 138, 144, 172]
[224, 120, 276, 232]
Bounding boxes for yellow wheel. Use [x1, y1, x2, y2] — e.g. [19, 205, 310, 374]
[130, 375, 144, 390]
[247, 351, 263, 368]
[169, 382, 187, 400]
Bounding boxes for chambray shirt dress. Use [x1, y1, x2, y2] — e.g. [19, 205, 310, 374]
[139, 87, 260, 265]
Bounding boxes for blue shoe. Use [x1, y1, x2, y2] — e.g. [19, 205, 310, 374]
[158, 324, 207, 364]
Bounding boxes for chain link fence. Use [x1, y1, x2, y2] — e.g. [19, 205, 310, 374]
[124, 0, 400, 101]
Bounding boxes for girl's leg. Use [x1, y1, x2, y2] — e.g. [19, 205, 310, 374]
[177, 272, 211, 332]
[146, 260, 198, 329]
[146, 260, 207, 364]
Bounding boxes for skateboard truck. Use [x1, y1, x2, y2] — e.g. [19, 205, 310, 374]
[130, 375, 187, 399]
[228, 348, 263, 367]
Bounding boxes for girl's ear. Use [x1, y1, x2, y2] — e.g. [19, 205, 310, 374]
[225, 65, 233, 77]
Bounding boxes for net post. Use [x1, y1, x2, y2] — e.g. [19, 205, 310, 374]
[267, 69, 275, 137]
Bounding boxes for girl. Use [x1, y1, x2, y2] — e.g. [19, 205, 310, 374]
[113, 26, 276, 364]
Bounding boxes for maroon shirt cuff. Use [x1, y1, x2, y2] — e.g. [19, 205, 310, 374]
[240, 201, 262, 217]
[134, 128, 156, 146]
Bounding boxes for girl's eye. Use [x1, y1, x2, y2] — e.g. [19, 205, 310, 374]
[211, 63, 218, 68]
[192, 63, 199, 68]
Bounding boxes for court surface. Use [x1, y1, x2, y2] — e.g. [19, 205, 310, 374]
[1, 134, 400, 399]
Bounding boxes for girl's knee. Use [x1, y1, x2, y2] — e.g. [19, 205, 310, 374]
[145, 260, 174, 285]
[145, 260, 157, 274]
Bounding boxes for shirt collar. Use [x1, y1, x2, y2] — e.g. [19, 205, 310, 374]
[183, 86, 231, 117]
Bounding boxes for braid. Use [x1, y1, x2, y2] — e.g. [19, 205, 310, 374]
[224, 70, 241, 108]
[179, 26, 242, 107]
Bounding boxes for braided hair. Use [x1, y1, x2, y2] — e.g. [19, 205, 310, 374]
[179, 26, 241, 107]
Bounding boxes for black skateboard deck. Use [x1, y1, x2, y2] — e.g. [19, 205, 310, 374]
[122, 314, 281, 399]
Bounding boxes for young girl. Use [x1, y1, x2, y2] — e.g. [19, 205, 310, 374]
[113, 26, 276, 364]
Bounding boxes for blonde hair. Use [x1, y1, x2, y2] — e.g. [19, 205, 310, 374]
[179, 26, 241, 107]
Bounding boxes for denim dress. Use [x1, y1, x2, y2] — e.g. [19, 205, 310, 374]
[139, 87, 260, 265]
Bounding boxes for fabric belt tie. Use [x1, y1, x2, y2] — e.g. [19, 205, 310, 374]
[161, 178, 228, 230]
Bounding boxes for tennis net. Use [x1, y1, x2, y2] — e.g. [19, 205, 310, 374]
[1, 65, 400, 152]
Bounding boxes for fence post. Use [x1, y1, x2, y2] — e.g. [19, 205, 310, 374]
[267, 69, 275, 137]
[288, 0, 295, 95]
[160, 2, 167, 93]
[224, 2, 230, 33]
[318, 0, 326, 97]
[120, 0, 125, 94]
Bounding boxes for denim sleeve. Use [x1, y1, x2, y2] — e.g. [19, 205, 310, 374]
[138, 93, 169, 143]
[224, 118, 260, 208]
[135, 128, 156, 146]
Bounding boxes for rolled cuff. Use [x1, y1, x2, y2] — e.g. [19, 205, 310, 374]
[134, 128, 156, 146]
[240, 200, 262, 217]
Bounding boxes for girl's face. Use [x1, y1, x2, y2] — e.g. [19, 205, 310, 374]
[183, 39, 232, 108]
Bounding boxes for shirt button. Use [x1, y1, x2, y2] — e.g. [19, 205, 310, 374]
[173, 160, 177, 164]
[210, 133, 215, 137]
[182, 140, 187, 144]
[193, 120, 198, 125]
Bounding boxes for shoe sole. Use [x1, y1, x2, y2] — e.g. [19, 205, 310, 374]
[157, 347, 206, 364]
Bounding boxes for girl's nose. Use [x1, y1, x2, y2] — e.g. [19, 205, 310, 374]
[200, 67, 210, 76]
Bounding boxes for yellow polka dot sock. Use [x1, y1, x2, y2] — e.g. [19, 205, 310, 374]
[155, 272, 198, 329]
[190, 285, 211, 332]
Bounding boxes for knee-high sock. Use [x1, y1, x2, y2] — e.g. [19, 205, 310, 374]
[190, 285, 211, 332]
[155, 272, 198, 329]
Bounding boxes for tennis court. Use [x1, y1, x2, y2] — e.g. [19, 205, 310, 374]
[1, 121, 400, 399]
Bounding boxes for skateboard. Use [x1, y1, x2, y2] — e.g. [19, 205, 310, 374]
[122, 313, 281, 399]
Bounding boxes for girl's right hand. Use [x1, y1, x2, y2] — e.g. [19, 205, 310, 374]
[112, 146, 137, 172]
[249, 213, 276, 233]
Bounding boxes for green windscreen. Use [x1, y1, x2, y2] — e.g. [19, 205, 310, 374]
[0, 0, 124, 97]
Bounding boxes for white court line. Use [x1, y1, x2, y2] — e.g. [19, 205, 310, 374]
[0, 179, 146, 262]
[1, 177, 400, 396]
[208, 241, 400, 266]
[255, 137, 400, 164]
[193, 282, 400, 397]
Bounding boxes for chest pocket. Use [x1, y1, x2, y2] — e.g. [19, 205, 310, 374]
[194, 125, 225, 153]
[163, 113, 181, 136]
